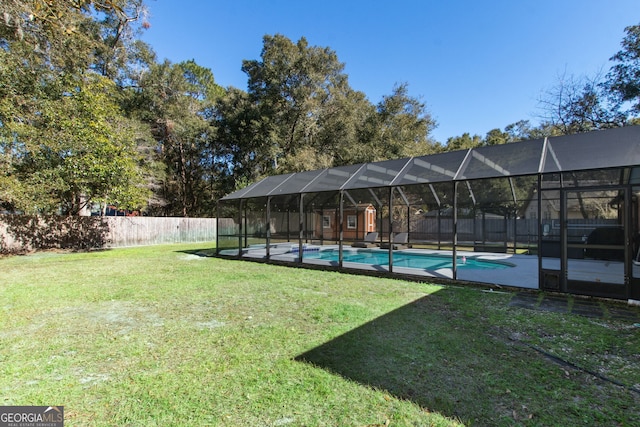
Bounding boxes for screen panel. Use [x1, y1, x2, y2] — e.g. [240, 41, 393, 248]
[220, 174, 296, 200]
[393, 151, 467, 185]
[270, 169, 325, 196]
[543, 126, 640, 173]
[457, 139, 544, 180]
[343, 158, 411, 190]
[302, 164, 365, 193]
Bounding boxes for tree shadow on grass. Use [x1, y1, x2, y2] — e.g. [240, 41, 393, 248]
[295, 288, 639, 426]
[176, 247, 217, 257]
[1, 215, 111, 254]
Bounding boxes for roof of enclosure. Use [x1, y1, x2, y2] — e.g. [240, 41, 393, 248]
[221, 126, 640, 201]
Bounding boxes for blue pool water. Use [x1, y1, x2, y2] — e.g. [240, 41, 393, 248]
[303, 249, 511, 270]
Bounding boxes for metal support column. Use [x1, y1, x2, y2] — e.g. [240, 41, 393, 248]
[537, 174, 543, 289]
[238, 199, 244, 259]
[339, 191, 344, 267]
[266, 197, 271, 260]
[388, 187, 394, 273]
[215, 203, 220, 255]
[560, 187, 567, 291]
[452, 181, 458, 280]
[298, 194, 304, 263]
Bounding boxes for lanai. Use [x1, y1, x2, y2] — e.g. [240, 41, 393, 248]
[217, 126, 640, 301]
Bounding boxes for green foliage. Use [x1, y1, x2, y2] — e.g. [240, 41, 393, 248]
[7, 74, 150, 214]
[241, 34, 361, 173]
[370, 83, 439, 159]
[214, 34, 437, 197]
[443, 120, 545, 151]
[129, 59, 224, 216]
[210, 87, 262, 196]
[607, 22, 640, 115]
[537, 73, 626, 134]
[0, 0, 151, 214]
[444, 132, 484, 150]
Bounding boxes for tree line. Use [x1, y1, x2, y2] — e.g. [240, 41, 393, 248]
[1, 1, 639, 216]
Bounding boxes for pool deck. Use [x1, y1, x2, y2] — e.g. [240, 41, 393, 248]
[238, 244, 638, 291]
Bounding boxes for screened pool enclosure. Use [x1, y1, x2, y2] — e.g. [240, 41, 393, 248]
[217, 126, 640, 301]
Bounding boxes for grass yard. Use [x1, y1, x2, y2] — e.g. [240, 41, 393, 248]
[1, 244, 639, 426]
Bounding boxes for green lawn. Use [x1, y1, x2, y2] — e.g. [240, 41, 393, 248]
[1, 244, 638, 426]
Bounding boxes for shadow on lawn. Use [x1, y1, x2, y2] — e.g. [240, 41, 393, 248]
[177, 248, 217, 257]
[295, 288, 577, 425]
[1, 215, 111, 254]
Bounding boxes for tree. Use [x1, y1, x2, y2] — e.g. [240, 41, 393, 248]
[483, 120, 547, 145]
[444, 133, 483, 150]
[241, 34, 354, 173]
[1, 0, 148, 75]
[5, 74, 149, 214]
[0, 0, 152, 214]
[232, 34, 438, 182]
[537, 71, 626, 135]
[484, 128, 510, 146]
[210, 87, 263, 197]
[368, 83, 438, 160]
[132, 59, 223, 216]
[607, 23, 640, 115]
[90, 0, 151, 83]
[313, 88, 377, 166]
[503, 120, 546, 141]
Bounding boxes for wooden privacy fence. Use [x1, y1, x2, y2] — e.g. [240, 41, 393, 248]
[104, 217, 216, 247]
[0, 216, 217, 254]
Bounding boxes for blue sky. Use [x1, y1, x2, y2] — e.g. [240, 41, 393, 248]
[141, 0, 639, 143]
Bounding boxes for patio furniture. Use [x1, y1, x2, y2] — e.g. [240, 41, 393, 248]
[351, 232, 379, 248]
[380, 232, 410, 250]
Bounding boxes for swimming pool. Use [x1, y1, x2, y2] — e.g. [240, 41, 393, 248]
[303, 248, 513, 270]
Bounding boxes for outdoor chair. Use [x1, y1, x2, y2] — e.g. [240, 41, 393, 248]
[380, 232, 410, 250]
[351, 232, 379, 248]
